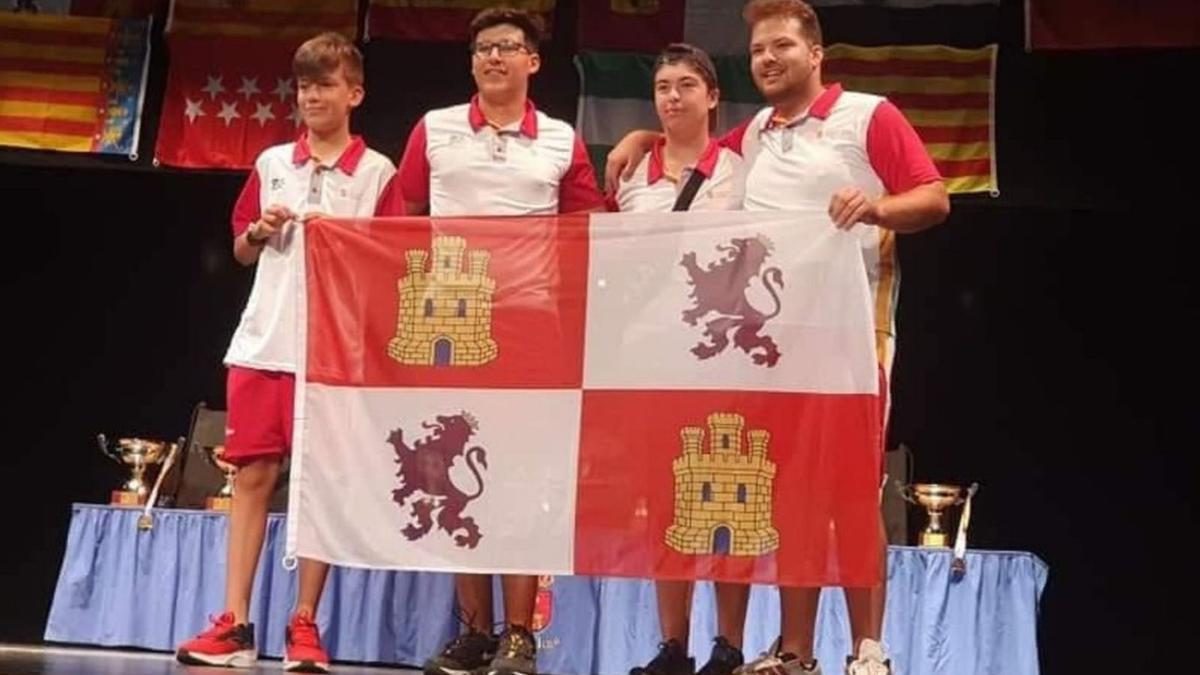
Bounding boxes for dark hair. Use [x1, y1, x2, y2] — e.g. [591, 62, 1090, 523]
[654, 43, 719, 92]
[468, 7, 546, 53]
[293, 32, 363, 86]
[654, 43, 720, 130]
[742, 0, 823, 46]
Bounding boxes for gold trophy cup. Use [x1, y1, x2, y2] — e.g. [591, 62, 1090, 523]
[898, 482, 969, 548]
[97, 434, 174, 506]
[204, 445, 237, 511]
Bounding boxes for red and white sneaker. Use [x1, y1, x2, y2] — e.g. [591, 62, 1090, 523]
[175, 611, 257, 668]
[285, 610, 332, 673]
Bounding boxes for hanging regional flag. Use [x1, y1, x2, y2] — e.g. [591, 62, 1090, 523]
[286, 210, 884, 588]
[822, 44, 997, 195]
[0, 12, 151, 157]
[153, 0, 358, 168]
[367, 0, 555, 42]
[153, 35, 302, 169]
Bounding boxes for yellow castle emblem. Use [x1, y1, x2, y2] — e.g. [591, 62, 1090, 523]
[665, 413, 779, 556]
[388, 235, 498, 367]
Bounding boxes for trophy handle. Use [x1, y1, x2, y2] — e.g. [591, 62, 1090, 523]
[955, 482, 977, 506]
[96, 433, 122, 464]
[203, 445, 233, 474]
[894, 479, 915, 504]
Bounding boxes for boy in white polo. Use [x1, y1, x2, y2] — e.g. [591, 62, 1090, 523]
[176, 32, 394, 674]
[376, 8, 603, 675]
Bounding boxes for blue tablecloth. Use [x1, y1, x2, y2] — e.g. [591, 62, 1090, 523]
[45, 504, 1047, 675]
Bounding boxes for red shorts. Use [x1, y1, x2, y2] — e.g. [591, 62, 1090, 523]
[224, 366, 295, 467]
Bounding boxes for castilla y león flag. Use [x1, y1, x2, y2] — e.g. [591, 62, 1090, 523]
[288, 210, 883, 586]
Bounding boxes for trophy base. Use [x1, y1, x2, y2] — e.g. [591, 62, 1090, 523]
[206, 496, 232, 512]
[920, 531, 950, 548]
[111, 490, 145, 507]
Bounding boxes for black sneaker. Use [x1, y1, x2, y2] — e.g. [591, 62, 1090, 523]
[425, 628, 499, 675]
[631, 639, 694, 675]
[480, 624, 538, 675]
[697, 636, 743, 675]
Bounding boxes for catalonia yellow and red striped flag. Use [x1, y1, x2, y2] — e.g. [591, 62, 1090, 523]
[165, 0, 358, 40]
[823, 44, 997, 195]
[575, 43, 998, 195]
[366, 0, 555, 42]
[0, 12, 151, 157]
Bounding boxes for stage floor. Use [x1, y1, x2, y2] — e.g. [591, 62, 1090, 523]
[0, 644, 419, 674]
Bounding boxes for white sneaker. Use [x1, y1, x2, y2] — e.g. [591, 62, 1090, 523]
[845, 639, 891, 675]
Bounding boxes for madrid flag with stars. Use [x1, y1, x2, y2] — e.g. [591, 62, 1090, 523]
[288, 211, 884, 587]
[155, 35, 302, 169]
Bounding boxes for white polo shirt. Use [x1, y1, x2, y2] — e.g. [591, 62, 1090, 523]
[224, 135, 395, 372]
[722, 84, 941, 371]
[612, 138, 744, 213]
[381, 96, 604, 216]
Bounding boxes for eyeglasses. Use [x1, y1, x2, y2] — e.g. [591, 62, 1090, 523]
[470, 40, 529, 57]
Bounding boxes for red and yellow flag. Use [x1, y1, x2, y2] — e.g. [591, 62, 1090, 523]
[0, 12, 151, 156]
[823, 44, 998, 195]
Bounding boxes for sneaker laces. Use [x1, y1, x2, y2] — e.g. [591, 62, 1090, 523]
[440, 607, 500, 655]
[711, 637, 741, 662]
[498, 625, 536, 659]
[651, 640, 681, 666]
[289, 612, 320, 649]
[700, 637, 742, 674]
[198, 612, 237, 639]
[633, 640, 684, 675]
[740, 637, 781, 671]
[739, 639, 814, 675]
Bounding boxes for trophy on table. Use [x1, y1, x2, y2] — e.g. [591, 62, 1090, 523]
[897, 482, 979, 549]
[204, 445, 237, 511]
[97, 434, 177, 506]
